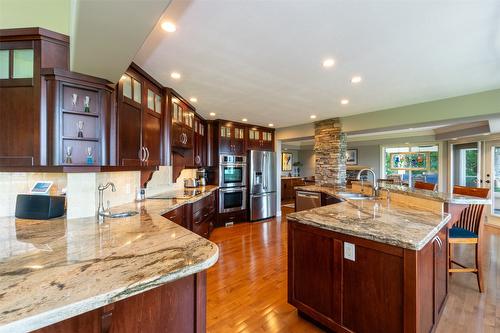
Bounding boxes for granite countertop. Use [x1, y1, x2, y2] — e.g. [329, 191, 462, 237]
[378, 183, 491, 205]
[0, 186, 219, 333]
[288, 198, 451, 251]
[300, 182, 491, 205]
[291, 184, 451, 250]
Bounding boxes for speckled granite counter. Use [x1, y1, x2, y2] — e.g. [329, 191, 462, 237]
[378, 182, 491, 205]
[288, 197, 450, 251]
[0, 186, 219, 333]
[298, 183, 491, 205]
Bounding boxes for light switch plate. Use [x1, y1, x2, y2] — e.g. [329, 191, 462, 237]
[344, 242, 356, 261]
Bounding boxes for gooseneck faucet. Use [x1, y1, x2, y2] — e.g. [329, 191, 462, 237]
[356, 168, 379, 197]
[98, 182, 116, 220]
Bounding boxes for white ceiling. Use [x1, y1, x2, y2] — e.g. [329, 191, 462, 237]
[134, 0, 500, 128]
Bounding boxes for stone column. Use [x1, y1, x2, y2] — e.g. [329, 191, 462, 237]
[314, 118, 347, 186]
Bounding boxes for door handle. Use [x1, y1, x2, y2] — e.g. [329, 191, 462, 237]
[485, 180, 491, 184]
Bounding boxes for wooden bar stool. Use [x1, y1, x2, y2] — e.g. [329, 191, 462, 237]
[414, 181, 437, 191]
[449, 185, 490, 292]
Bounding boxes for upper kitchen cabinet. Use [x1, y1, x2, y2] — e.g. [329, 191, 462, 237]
[247, 126, 274, 151]
[0, 28, 70, 166]
[116, 63, 163, 166]
[218, 120, 246, 155]
[41, 68, 114, 166]
[169, 90, 194, 150]
[194, 115, 206, 166]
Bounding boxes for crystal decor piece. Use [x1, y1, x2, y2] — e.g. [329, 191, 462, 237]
[71, 93, 78, 110]
[84, 96, 90, 113]
[77, 120, 84, 138]
[64, 146, 73, 164]
[86, 147, 94, 165]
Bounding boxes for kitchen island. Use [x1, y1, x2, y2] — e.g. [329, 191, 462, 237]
[0, 186, 219, 333]
[287, 191, 451, 333]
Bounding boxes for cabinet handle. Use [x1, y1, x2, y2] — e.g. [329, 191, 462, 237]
[138, 147, 145, 162]
[432, 236, 442, 249]
[145, 147, 150, 161]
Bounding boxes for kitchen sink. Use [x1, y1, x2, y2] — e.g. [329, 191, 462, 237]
[336, 192, 376, 200]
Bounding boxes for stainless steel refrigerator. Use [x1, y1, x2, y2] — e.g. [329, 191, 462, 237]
[249, 150, 277, 221]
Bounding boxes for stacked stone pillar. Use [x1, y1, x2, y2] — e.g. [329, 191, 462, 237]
[314, 118, 347, 186]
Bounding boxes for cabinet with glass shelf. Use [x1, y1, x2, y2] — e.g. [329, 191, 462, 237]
[0, 28, 70, 166]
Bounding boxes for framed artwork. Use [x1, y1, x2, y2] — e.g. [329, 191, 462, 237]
[282, 152, 293, 171]
[346, 149, 358, 165]
[390, 152, 429, 170]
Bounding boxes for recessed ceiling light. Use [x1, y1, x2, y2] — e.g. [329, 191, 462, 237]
[405, 142, 410, 145]
[170, 72, 181, 79]
[161, 21, 176, 33]
[189, 97, 197, 103]
[310, 115, 317, 119]
[351, 76, 362, 84]
[452, 138, 458, 140]
[341, 99, 349, 105]
[242, 118, 248, 122]
[209, 112, 216, 116]
[322, 58, 335, 68]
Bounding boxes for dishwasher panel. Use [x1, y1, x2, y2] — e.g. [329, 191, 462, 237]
[295, 191, 321, 212]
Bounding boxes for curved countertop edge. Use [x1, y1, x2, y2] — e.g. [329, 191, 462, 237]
[288, 212, 451, 251]
[0, 186, 220, 333]
[1, 250, 219, 333]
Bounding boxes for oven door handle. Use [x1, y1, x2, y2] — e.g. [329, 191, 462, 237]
[220, 187, 247, 193]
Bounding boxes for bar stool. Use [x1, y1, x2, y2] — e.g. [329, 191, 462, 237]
[449, 185, 490, 292]
[414, 181, 437, 191]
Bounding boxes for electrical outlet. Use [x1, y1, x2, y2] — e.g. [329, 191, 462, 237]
[344, 242, 356, 261]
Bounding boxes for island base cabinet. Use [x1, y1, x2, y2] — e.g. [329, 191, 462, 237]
[287, 220, 448, 333]
[33, 272, 207, 333]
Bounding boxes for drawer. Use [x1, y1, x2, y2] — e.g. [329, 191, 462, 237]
[162, 206, 186, 227]
[193, 207, 215, 226]
[192, 219, 210, 239]
[192, 192, 215, 214]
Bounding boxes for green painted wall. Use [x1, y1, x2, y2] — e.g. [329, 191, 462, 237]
[341, 88, 500, 133]
[0, 0, 71, 35]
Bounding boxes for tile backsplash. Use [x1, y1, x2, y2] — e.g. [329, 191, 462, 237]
[0, 167, 199, 219]
[0, 173, 67, 217]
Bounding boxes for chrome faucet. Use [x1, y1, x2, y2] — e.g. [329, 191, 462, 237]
[356, 168, 379, 197]
[98, 182, 116, 221]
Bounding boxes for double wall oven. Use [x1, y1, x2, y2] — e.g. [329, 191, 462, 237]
[219, 154, 247, 213]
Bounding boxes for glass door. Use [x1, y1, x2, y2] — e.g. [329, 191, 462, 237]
[485, 141, 500, 217]
[451, 142, 481, 188]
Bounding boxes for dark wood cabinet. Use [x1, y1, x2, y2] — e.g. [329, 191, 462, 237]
[218, 121, 246, 155]
[288, 220, 448, 333]
[41, 68, 114, 166]
[0, 28, 70, 166]
[281, 178, 306, 202]
[190, 191, 216, 239]
[162, 205, 186, 228]
[33, 272, 207, 333]
[116, 65, 163, 167]
[193, 116, 206, 167]
[248, 126, 274, 151]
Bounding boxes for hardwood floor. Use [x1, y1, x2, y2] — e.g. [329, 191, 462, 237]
[207, 208, 500, 332]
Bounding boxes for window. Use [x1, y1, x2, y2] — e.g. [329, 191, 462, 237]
[459, 148, 478, 187]
[12, 49, 34, 78]
[0, 50, 8, 79]
[383, 144, 439, 187]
